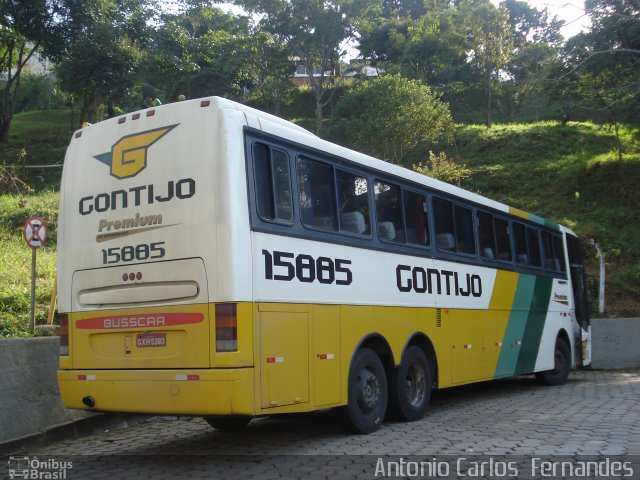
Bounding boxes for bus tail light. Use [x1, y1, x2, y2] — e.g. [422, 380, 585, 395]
[59, 313, 69, 356]
[215, 304, 237, 352]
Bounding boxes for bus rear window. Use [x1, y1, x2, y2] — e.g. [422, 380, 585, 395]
[253, 143, 293, 223]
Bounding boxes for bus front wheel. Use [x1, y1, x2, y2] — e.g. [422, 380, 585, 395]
[339, 348, 388, 434]
[535, 338, 571, 386]
[388, 346, 431, 421]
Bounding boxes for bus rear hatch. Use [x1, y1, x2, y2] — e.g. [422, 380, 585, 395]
[70, 258, 210, 369]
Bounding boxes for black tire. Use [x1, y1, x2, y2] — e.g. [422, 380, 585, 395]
[338, 348, 388, 434]
[535, 338, 571, 386]
[204, 416, 252, 431]
[388, 346, 432, 421]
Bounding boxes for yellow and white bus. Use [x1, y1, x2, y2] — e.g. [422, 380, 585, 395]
[57, 97, 591, 433]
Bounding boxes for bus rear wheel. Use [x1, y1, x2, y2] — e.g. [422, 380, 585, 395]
[535, 338, 571, 386]
[204, 416, 252, 431]
[388, 346, 431, 421]
[339, 348, 388, 434]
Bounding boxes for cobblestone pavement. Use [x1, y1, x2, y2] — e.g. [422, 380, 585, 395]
[4, 370, 640, 479]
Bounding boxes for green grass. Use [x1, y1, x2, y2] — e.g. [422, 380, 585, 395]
[1, 108, 71, 191]
[0, 109, 68, 336]
[0, 191, 59, 336]
[0, 110, 638, 336]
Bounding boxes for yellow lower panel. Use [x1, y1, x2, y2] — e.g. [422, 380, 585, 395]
[57, 368, 255, 416]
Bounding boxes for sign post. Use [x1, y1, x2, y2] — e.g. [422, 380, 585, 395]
[23, 216, 48, 331]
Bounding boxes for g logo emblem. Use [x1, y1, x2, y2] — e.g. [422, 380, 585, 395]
[94, 125, 178, 179]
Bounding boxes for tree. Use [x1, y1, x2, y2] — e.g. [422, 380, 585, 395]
[497, 0, 564, 121]
[465, 1, 513, 128]
[579, 0, 639, 122]
[323, 74, 453, 166]
[0, 0, 59, 142]
[554, 0, 639, 153]
[53, 0, 156, 124]
[242, 30, 293, 115]
[237, 0, 369, 133]
[149, 5, 256, 102]
[358, 2, 469, 86]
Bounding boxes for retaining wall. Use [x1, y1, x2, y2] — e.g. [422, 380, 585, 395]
[0, 337, 91, 444]
[590, 317, 640, 369]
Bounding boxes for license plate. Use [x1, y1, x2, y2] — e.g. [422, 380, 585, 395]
[136, 333, 166, 348]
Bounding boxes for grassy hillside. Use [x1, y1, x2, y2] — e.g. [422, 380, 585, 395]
[451, 122, 640, 316]
[0, 110, 69, 336]
[0, 110, 638, 336]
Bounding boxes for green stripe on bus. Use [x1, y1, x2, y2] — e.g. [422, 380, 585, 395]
[526, 212, 561, 232]
[494, 274, 536, 378]
[544, 218, 561, 231]
[527, 213, 546, 226]
[514, 275, 554, 374]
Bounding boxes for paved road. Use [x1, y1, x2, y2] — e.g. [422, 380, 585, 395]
[4, 370, 640, 479]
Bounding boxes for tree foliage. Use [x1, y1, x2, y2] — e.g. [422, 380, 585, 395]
[236, 0, 370, 132]
[149, 5, 256, 101]
[0, 0, 60, 141]
[413, 151, 471, 186]
[324, 74, 453, 166]
[53, 0, 156, 124]
[2, 0, 638, 146]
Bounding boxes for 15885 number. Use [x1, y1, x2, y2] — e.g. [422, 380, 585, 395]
[102, 242, 166, 265]
[262, 249, 352, 285]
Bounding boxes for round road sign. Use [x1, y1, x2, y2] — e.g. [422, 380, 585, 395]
[23, 216, 48, 250]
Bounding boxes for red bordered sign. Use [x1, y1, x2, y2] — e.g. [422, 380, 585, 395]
[23, 216, 48, 250]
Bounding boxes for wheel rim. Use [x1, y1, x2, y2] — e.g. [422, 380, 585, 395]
[405, 361, 427, 408]
[356, 367, 381, 413]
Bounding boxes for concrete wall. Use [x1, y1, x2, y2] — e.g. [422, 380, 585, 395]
[0, 337, 91, 444]
[591, 317, 640, 369]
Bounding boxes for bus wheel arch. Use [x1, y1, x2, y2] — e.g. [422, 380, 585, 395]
[535, 331, 571, 386]
[557, 328, 572, 358]
[338, 335, 392, 434]
[388, 334, 436, 422]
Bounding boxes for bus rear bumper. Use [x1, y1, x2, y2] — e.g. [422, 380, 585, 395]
[57, 368, 255, 416]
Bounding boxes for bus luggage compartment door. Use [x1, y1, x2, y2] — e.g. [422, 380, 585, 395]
[259, 304, 309, 409]
[70, 258, 210, 369]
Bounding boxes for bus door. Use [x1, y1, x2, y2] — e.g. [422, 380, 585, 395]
[566, 234, 591, 366]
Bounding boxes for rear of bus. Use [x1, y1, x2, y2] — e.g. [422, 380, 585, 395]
[57, 97, 258, 416]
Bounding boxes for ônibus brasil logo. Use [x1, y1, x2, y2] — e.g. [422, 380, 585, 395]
[94, 124, 178, 179]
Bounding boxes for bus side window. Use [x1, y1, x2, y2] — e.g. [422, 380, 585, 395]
[403, 190, 429, 247]
[477, 211, 495, 260]
[374, 181, 404, 243]
[527, 227, 542, 268]
[513, 222, 529, 266]
[297, 157, 337, 231]
[454, 205, 476, 255]
[541, 231, 565, 272]
[253, 143, 293, 223]
[336, 169, 370, 235]
[553, 235, 567, 273]
[433, 197, 455, 251]
[495, 218, 512, 262]
[541, 232, 554, 270]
